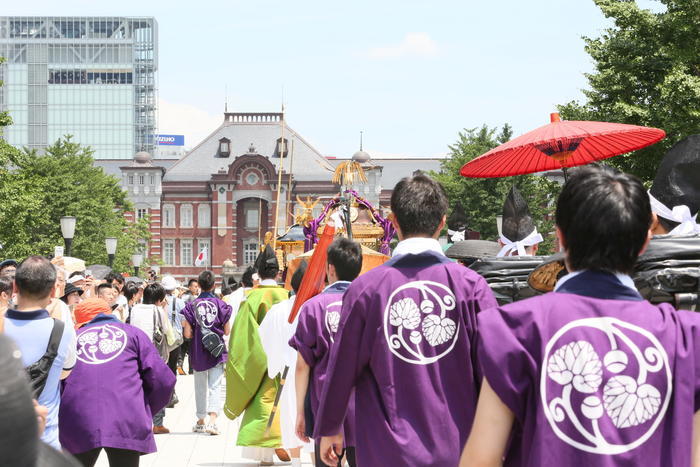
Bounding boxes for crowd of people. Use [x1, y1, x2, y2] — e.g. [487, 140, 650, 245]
[1, 136, 700, 467]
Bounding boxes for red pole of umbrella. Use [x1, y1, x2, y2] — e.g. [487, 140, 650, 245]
[287, 221, 336, 323]
[460, 113, 666, 179]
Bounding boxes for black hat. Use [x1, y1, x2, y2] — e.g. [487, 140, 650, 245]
[447, 201, 469, 233]
[0, 259, 18, 271]
[254, 244, 279, 279]
[502, 186, 536, 242]
[60, 283, 84, 302]
[649, 135, 700, 223]
[445, 240, 500, 262]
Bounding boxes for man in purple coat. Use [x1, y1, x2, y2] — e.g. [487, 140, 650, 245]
[315, 174, 498, 466]
[462, 164, 700, 466]
[290, 237, 363, 467]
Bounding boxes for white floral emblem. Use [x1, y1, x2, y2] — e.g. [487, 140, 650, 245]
[76, 323, 128, 365]
[383, 281, 459, 365]
[541, 317, 671, 455]
[196, 300, 218, 328]
[324, 300, 343, 342]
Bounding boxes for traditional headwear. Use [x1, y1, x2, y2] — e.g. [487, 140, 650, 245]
[649, 135, 700, 235]
[254, 244, 280, 279]
[73, 298, 111, 329]
[447, 201, 469, 243]
[498, 186, 543, 257]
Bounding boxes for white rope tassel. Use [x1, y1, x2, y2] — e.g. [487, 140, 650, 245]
[648, 191, 700, 236]
[497, 229, 543, 257]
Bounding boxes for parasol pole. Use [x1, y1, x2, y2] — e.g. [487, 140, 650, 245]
[285, 139, 295, 231]
[273, 106, 286, 249]
[257, 197, 263, 249]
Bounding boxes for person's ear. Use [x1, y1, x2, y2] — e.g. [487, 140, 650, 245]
[432, 215, 447, 239]
[555, 226, 567, 251]
[389, 213, 404, 241]
[649, 212, 667, 235]
[639, 227, 653, 256]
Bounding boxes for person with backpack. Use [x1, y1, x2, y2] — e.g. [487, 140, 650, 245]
[59, 297, 175, 466]
[129, 282, 174, 434]
[3, 256, 77, 450]
[182, 270, 232, 436]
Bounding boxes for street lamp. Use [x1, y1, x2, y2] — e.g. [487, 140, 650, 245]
[105, 237, 117, 268]
[131, 254, 143, 277]
[60, 216, 77, 257]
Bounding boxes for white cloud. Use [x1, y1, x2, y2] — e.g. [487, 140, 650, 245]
[157, 98, 222, 149]
[366, 33, 440, 60]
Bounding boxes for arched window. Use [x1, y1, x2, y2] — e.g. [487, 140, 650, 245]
[198, 204, 211, 228]
[180, 204, 193, 228]
[162, 204, 175, 228]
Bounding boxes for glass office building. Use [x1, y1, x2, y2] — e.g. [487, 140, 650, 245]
[0, 17, 157, 159]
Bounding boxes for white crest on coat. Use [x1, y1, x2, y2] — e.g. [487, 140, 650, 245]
[76, 323, 128, 365]
[324, 301, 343, 342]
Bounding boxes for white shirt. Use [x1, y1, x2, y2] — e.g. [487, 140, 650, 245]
[129, 303, 167, 344]
[392, 237, 444, 257]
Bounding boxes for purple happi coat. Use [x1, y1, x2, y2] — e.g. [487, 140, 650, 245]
[478, 270, 700, 466]
[181, 292, 232, 371]
[59, 314, 176, 455]
[289, 281, 355, 445]
[314, 249, 497, 466]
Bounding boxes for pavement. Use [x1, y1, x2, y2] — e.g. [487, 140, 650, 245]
[94, 373, 314, 467]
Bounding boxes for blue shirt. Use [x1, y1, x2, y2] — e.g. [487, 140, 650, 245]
[5, 308, 77, 450]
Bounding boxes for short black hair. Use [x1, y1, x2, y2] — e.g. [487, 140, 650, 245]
[198, 270, 215, 292]
[14, 256, 57, 300]
[291, 261, 307, 294]
[104, 272, 125, 285]
[391, 173, 448, 237]
[327, 238, 363, 281]
[123, 282, 140, 301]
[142, 282, 166, 305]
[556, 164, 651, 274]
[187, 279, 198, 287]
[241, 266, 256, 287]
[0, 277, 12, 295]
[96, 283, 113, 296]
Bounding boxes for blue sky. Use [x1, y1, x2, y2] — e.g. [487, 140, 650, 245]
[6, 1, 662, 157]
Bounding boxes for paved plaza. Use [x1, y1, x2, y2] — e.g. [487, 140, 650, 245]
[94, 374, 313, 467]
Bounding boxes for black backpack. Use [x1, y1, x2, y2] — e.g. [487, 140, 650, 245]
[26, 318, 65, 398]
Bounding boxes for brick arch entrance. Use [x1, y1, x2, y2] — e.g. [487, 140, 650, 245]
[236, 197, 269, 267]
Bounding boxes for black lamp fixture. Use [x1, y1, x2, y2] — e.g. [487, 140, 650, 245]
[131, 253, 143, 277]
[60, 216, 77, 257]
[105, 237, 117, 268]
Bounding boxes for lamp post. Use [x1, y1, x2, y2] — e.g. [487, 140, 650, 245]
[131, 254, 143, 277]
[105, 237, 117, 268]
[60, 216, 77, 257]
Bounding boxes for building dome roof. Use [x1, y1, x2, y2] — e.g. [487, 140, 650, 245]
[134, 151, 152, 163]
[352, 150, 371, 163]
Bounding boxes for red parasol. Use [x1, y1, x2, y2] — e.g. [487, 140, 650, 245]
[287, 222, 336, 323]
[460, 113, 666, 178]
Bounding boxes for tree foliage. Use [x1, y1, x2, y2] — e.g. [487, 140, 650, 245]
[431, 125, 561, 254]
[558, 0, 700, 181]
[0, 136, 150, 273]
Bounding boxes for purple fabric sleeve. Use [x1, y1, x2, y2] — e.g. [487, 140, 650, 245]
[136, 329, 177, 415]
[288, 304, 319, 368]
[314, 286, 371, 438]
[476, 306, 535, 421]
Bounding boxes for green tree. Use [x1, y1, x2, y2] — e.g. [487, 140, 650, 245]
[431, 125, 561, 254]
[0, 136, 150, 273]
[0, 57, 12, 130]
[558, 0, 700, 181]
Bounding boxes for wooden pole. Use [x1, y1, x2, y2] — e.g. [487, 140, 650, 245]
[285, 139, 295, 230]
[272, 109, 285, 248]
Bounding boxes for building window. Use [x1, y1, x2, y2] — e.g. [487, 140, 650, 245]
[198, 238, 210, 258]
[149, 174, 155, 185]
[137, 208, 148, 220]
[243, 199, 260, 230]
[181, 240, 193, 266]
[274, 137, 288, 158]
[243, 241, 258, 265]
[128, 174, 134, 185]
[138, 174, 145, 185]
[246, 172, 260, 186]
[198, 204, 211, 228]
[217, 137, 231, 157]
[162, 204, 175, 228]
[163, 240, 174, 266]
[180, 204, 193, 228]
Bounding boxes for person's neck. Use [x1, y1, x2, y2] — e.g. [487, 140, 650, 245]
[14, 295, 51, 312]
[399, 234, 438, 241]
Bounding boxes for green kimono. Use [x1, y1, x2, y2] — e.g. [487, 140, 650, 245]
[225, 285, 289, 447]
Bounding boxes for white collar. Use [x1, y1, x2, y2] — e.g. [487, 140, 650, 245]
[392, 237, 444, 258]
[554, 270, 637, 292]
[260, 279, 278, 286]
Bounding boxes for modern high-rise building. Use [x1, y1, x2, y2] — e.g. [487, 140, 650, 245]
[0, 16, 157, 159]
